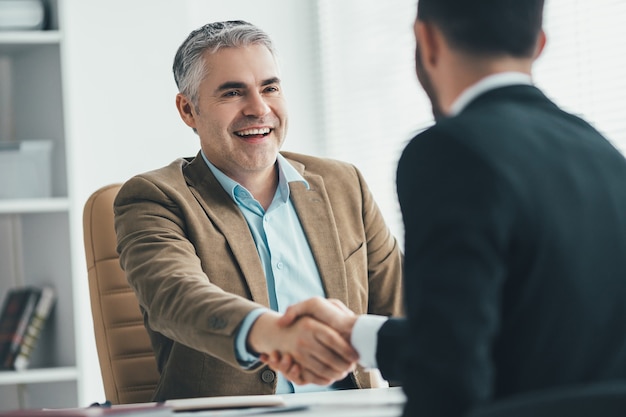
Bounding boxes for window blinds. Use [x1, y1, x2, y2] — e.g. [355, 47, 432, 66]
[316, 0, 626, 241]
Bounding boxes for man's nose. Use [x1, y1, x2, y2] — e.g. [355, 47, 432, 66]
[243, 91, 271, 117]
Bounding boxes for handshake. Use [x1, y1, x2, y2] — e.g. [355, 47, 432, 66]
[247, 297, 361, 387]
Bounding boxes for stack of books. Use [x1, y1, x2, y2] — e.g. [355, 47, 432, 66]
[0, 285, 56, 371]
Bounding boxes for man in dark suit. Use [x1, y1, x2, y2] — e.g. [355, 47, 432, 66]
[264, 0, 626, 416]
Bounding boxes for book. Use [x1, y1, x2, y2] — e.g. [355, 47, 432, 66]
[0, 286, 42, 370]
[13, 285, 56, 371]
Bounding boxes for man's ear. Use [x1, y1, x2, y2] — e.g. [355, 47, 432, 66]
[415, 20, 440, 68]
[533, 29, 547, 60]
[175, 93, 197, 129]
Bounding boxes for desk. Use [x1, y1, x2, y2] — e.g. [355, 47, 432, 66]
[0, 388, 406, 417]
[178, 387, 406, 417]
[278, 387, 405, 417]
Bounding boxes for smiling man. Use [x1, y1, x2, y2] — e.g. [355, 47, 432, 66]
[113, 21, 403, 401]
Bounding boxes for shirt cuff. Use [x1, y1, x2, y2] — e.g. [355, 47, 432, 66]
[351, 314, 389, 369]
[235, 307, 270, 368]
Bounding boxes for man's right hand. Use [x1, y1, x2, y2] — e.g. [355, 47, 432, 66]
[247, 310, 358, 386]
[256, 297, 359, 385]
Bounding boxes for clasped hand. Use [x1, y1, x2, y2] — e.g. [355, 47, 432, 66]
[247, 297, 359, 386]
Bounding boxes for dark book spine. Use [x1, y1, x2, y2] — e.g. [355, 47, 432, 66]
[0, 290, 30, 367]
[13, 286, 56, 371]
[1, 288, 41, 369]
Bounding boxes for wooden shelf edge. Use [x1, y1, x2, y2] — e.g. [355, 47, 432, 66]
[0, 198, 70, 214]
[0, 366, 79, 385]
[0, 31, 61, 45]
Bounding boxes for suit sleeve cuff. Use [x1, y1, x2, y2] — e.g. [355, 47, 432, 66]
[351, 314, 389, 369]
[235, 307, 270, 368]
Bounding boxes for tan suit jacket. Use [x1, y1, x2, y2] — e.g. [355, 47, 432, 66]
[114, 151, 403, 401]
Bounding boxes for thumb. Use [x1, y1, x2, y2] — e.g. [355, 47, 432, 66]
[277, 304, 301, 327]
[328, 298, 354, 315]
[277, 297, 326, 327]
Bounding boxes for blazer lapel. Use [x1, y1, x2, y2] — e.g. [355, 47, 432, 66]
[288, 170, 349, 306]
[183, 154, 270, 307]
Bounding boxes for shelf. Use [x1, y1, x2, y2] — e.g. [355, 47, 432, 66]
[0, 0, 79, 410]
[0, 198, 70, 214]
[0, 31, 61, 53]
[0, 30, 61, 44]
[0, 366, 78, 385]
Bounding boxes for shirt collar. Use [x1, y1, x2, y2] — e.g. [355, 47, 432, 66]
[201, 151, 309, 204]
[449, 72, 533, 116]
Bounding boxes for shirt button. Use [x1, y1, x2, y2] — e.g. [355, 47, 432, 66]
[261, 369, 276, 383]
[276, 262, 283, 269]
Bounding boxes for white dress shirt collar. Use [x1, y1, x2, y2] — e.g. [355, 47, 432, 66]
[449, 72, 533, 116]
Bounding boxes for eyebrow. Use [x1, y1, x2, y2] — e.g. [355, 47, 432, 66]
[215, 77, 281, 93]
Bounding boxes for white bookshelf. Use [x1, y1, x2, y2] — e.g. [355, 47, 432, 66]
[0, 0, 81, 411]
[0, 367, 79, 385]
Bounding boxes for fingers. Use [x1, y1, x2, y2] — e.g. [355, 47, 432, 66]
[261, 351, 289, 374]
[262, 350, 338, 386]
[285, 362, 306, 385]
[255, 300, 360, 387]
[277, 297, 325, 327]
[259, 351, 281, 365]
[277, 296, 353, 331]
[262, 353, 314, 386]
[287, 317, 357, 380]
[261, 317, 358, 386]
[309, 317, 359, 365]
[297, 366, 336, 386]
[328, 298, 353, 314]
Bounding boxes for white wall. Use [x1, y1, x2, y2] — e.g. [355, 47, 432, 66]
[55, 0, 626, 406]
[60, 0, 321, 404]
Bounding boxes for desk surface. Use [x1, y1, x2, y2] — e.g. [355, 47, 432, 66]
[281, 387, 405, 417]
[179, 387, 406, 417]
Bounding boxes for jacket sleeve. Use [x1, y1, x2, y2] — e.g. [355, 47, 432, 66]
[376, 318, 409, 381]
[355, 166, 404, 318]
[114, 174, 263, 369]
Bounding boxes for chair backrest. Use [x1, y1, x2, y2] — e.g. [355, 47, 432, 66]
[82, 183, 159, 404]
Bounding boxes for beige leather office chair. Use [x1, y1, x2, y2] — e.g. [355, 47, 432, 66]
[82, 183, 159, 404]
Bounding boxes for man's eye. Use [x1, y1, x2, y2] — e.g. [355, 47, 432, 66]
[223, 91, 241, 97]
[264, 86, 279, 93]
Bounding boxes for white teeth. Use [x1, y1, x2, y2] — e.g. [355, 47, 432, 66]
[236, 127, 271, 137]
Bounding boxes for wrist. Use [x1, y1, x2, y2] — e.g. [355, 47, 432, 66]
[341, 315, 358, 341]
[247, 311, 281, 355]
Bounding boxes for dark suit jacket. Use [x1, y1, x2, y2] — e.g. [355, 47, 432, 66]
[377, 85, 626, 417]
[114, 151, 403, 400]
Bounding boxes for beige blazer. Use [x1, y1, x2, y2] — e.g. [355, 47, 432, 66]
[114, 151, 403, 401]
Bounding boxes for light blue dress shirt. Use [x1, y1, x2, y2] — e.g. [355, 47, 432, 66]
[201, 151, 333, 394]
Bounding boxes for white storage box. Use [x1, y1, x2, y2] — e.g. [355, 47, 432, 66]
[0, 140, 52, 199]
[0, 0, 45, 31]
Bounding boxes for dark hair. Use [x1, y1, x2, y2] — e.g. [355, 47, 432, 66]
[417, 0, 544, 57]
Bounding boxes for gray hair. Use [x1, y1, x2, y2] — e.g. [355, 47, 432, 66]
[173, 20, 277, 107]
